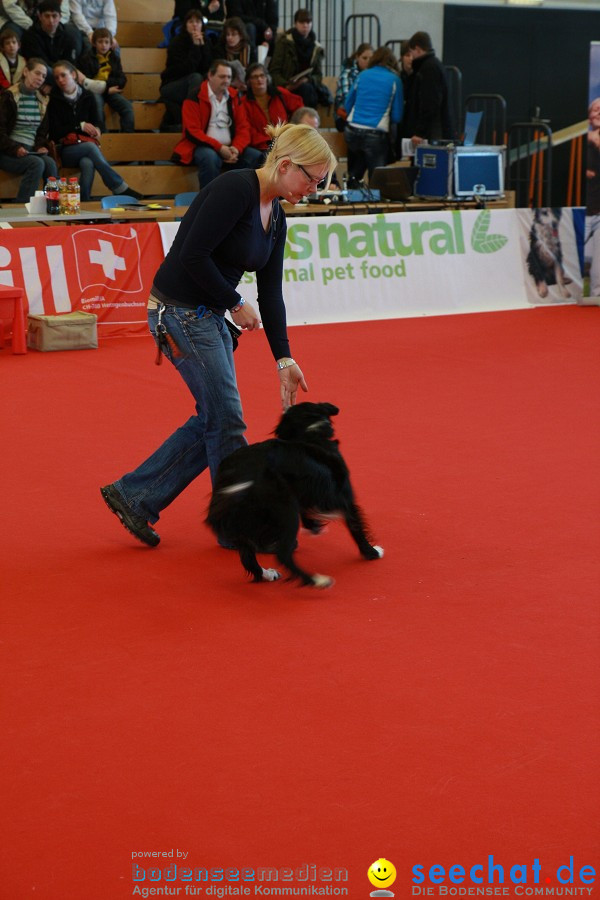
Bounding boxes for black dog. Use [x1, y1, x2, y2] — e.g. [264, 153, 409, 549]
[206, 402, 383, 588]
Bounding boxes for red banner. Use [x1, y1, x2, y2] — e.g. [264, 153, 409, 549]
[0, 223, 165, 337]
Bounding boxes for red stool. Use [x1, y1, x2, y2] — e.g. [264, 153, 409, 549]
[0, 284, 27, 354]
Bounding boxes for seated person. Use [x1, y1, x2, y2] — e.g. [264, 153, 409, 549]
[47, 58, 141, 199]
[243, 61, 302, 153]
[344, 46, 403, 185]
[0, 0, 77, 46]
[201, 0, 226, 43]
[269, 7, 327, 109]
[0, 28, 26, 89]
[69, 0, 118, 52]
[77, 27, 133, 132]
[159, 8, 212, 132]
[289, 105, 319, 128]
[171, 58, 262, 186]
[21, 0, 80, 86]
[212, 16, 256, 72]
[226, 0, 278, 53]
[0, 56, 58, 201]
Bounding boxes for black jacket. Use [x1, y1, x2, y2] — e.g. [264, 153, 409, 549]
[47, 86, 100, 143]
[160, 30, 212, 86]
[77, 47, 127, 91]
[402, 50, 454, 142]
[21, 22, 79, 85]
[226, 0, 278, 35]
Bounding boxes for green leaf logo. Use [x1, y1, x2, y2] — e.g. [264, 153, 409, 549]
[471, 210, 508, 253]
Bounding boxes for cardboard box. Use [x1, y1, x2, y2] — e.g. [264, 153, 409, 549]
[27, 311, 98, 352]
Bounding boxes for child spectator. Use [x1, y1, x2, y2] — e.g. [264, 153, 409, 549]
[0, 29, 26, 90]
[69, 0, 118, 51]
[77, 26, 133, 132]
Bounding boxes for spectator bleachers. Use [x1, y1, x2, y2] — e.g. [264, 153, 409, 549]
[0, 0, 347, 200]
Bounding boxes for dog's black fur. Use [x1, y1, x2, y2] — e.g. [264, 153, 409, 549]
[206, 402, 383, 588]
[526, 208, 572, 299]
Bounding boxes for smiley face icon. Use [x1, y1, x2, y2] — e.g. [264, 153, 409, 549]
[368, 858, 397, 890]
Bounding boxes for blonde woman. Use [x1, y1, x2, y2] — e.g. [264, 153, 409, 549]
[101, 122, 337, 548]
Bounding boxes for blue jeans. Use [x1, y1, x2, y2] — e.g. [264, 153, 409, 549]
[0, 151, 58, 202]
[344, 125, 390, 182]
[192, 144, 264, 187]
[93, 91, 135, 133]
[60, 142, 127, 200]
[114, 304, 247, 524]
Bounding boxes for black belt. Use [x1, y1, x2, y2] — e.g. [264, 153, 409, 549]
[347, 124, 386, 135]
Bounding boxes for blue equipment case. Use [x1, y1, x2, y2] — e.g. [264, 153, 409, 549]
[414, 145, 454, 199]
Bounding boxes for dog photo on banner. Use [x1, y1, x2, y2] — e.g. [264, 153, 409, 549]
[517, 208, 583, 305]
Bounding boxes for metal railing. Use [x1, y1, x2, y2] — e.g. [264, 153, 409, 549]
[465, 93, 507, 146]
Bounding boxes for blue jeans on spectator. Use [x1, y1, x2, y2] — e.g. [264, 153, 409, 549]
[59, 141, 128, 200]
[0, 151, 58, 202]
[114, 304, 247, 524]
[344, 124, 390, 183]
[93, 91, 135, 132]
[192, 144, 263, 187]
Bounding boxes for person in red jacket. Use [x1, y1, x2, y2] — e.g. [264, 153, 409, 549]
[172, 57, 262, 186]
[242, 61, 303, 154]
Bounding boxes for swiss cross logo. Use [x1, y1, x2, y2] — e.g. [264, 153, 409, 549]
[71, 227, 143, 294]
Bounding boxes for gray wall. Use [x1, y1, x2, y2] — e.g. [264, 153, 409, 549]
[349, 1, 444, 53]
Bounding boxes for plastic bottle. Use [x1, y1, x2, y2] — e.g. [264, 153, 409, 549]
[45, 177, 60, 215]
[67, 176, 80, 215]
[58, 177, 68, 214]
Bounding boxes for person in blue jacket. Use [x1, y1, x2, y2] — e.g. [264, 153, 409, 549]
[344, 45, 403, 186]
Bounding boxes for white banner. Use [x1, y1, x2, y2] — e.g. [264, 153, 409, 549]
[158, 208, 580, 326]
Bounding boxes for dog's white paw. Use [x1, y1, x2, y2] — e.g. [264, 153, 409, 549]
[261, 567, 281, 582]
[311, 573, 335, 589]
[373, 545, 384, 558]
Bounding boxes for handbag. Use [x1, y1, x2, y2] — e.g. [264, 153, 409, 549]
[61, 132, 100, 147]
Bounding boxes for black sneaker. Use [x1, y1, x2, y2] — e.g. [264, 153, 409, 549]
[123, 187, 144, 201]
[100, 484, 160, 547]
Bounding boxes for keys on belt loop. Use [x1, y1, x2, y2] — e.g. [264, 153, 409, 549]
[154, 302, 183, 366]
[196, 304, 207, 318]
[155, 303, 168, 366]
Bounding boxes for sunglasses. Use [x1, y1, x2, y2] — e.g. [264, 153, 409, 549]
[295, 162, 327, 191]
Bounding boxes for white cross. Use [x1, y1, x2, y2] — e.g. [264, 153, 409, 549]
[88, 239, 126, 281]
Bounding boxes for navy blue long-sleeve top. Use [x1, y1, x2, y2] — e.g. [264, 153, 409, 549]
[152, 169, 290, 360]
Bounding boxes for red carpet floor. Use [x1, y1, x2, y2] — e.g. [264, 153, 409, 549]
[1, 307, 599, 900]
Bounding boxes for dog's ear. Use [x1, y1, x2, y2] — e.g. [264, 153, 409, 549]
[319, 403, 339, 418]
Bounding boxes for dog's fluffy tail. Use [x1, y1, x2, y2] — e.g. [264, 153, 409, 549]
[218, 480, 254, 495]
